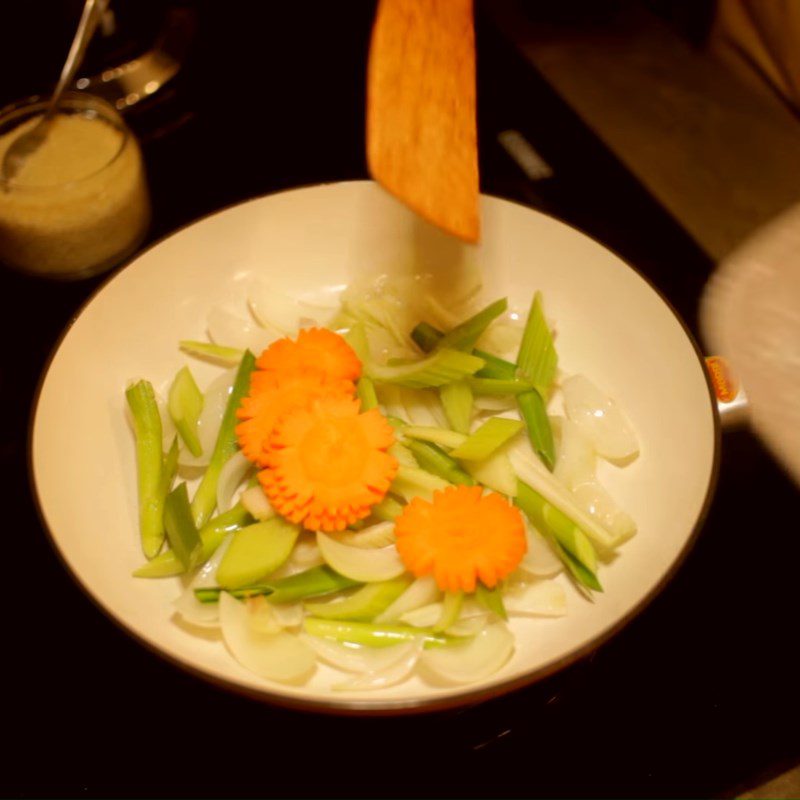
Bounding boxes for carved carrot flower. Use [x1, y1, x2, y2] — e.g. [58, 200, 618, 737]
[394, 486, 527, 593]
[256, 327, 362, 382]
[260, 395, 398, 531]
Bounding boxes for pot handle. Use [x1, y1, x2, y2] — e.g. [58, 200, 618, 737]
[705, 356, 748, 429]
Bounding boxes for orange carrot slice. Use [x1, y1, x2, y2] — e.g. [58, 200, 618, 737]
[394, 486, 527, 593]
[260, 395, 398, 531]
[256, 328, 362, 383]
[236, 371, 354, 467]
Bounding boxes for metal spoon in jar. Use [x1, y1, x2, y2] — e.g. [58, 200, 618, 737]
[1, 0, 109, 184]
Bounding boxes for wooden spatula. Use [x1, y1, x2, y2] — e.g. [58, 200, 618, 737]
[367, 0, 479, 243]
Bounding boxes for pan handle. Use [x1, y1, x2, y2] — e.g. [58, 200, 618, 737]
[705, 356, 748, 429]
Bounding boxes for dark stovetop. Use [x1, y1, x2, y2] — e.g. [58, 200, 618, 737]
[3, 3, 798, 797]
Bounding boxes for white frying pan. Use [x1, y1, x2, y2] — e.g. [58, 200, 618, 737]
[31, 181, 719, 713]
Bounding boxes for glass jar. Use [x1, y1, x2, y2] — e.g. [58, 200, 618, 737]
[0, 92, 150, 279]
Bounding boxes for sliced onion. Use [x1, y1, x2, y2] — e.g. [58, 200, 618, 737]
[179, 368, 236, 468]
[421, 622, 514, 684]
[207, 306, 279, 354]
[269, 602, 305, 629]
[476, 321, 524, 359]
[332, 521, 396, 549]
[333, 638, 424, 691]
[400, 602, 442, 628]
[504, 579, 566, 617]
[375, 575, 441, 623]
[317, 533, 406, 582]
[552, 416, 597, 489]
[473, 395, 518, 412]
[245, 596, 304, 632]
[174, 534, 234, 627]
[401, 388, 449, 428]
[219, 592, 316, 684]
[562, 374, 639, 462]
[216, 451, 253, 513]
[519, 520, 563, 577]
[301, 634, 420, 676]
[240, 485, 275, 521]
[266, 533, 324, 580]
[447, 613, 489, 637]
[248, 279, 337, 334]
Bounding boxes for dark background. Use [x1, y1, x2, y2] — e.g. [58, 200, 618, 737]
[2, 1, 798, 797]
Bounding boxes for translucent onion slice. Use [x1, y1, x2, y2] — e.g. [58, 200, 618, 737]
[216, 451, 253, 513]
[562, 374, 639, 462]
[571, 483, 637, 541]
[504, 579, 567, 617]
[552, 416, 596, 489]
[333, 638, 425, 691]
[317, 533, 406, 582]
[248, 279, 337, 334]
[301, 633, 421, 676]
[476, 321, 524, 359]
[519, 520, 563, 577]
[262, 598, 304, 629]
[266, 533, 324, 580]
[375, 575, 440, 623]
[207, 306, 278, 354]
[219, 592, 316, 684]
[401, 388, 449, 428]
[332, 521, 396, 549]
[421, 622, 514, 684]
[240, 485, 275, 521]
[446, 613, 489, 637]
[400, 602, 442, 628]
[174, 534, 234, 627]
[179, 368, 236, 468]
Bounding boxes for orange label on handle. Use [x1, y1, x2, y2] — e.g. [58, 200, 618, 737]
[705, 356, 739, 403]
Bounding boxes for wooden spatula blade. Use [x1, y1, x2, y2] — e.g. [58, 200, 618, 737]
[367, 0, 479, 243]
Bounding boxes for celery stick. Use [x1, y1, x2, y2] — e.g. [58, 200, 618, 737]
[357, 376, 379, 410]
[305, 576, 412, 621]
[179, 340, 244, 366]
[395, 465, 455, 493]
[367, 348, 485, 389]
[133, 503, 251, 578]
[267, 565, 362, 604]
[371, 496, 405, 521]
[551, 539, 602, 592]
[191, 350, 256, 527]
[126, 380, 166, 559]
[468, 377, 535, 395]
[475, 582, 508, 620]
[411, 321, 517, 379]
[216, 518, 300, 590]
[516, 291, 557, 395]
[433, 591, 463, 632]
[160, 436, 179, 497]
[450, 418, 525, 461]
[437, 298, 509, 352]
[168, 366, 204, 457]
[440, 380, 473, 434]
[401, 425, 467, 450]
[406, 440, 475, 486]
[194, 585, 273, 603]
[515, 479, 600, 590]
[163, 483, 202, 570]
[518, 390, 556, 471]
[303, 618, 449, 648]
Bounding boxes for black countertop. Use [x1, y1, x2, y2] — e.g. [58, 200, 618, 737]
[3, 3, 798, 797]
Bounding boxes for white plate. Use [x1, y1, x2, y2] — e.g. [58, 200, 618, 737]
[31, 181, 718, 713]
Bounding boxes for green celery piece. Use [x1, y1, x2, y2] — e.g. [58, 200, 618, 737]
[168, 366, 204, 457]
[304, 576, 412, 621]
[194, 585, 273, 604]
[551, 539, 602, 592]
[125, 380, 166, 559]
[191, 350, 256, 527]
[404, 441, 475, 486]
[440, 380, 473, 434]
[267, 565, 362, 605]
[163, 483, 202, 570]
[371, 495, 405, 521]
[160, 436, 179, 497]
[216, 518, 301, 590]
[463, 451, 518, 496]
[468, 377, 536, 395]
[475, 582, 508, 620]
[436, 298, 508, 352]
[303, 618, 449, 649]
[179, 340, 244, 366]
[357, 376, 379, 410]
[450, 418, 525, 461]
[433, 591, 463, 633]
[517, 390, 556, 471]
[516, 291, 557, 394]
[515, 479, 600, 588]
[134, 502, 251, 578]
[392, 465, 452, 495]
[410, 322, 516, 379]
[367, 348, 485, 389]
[401, 425, 467, 450]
